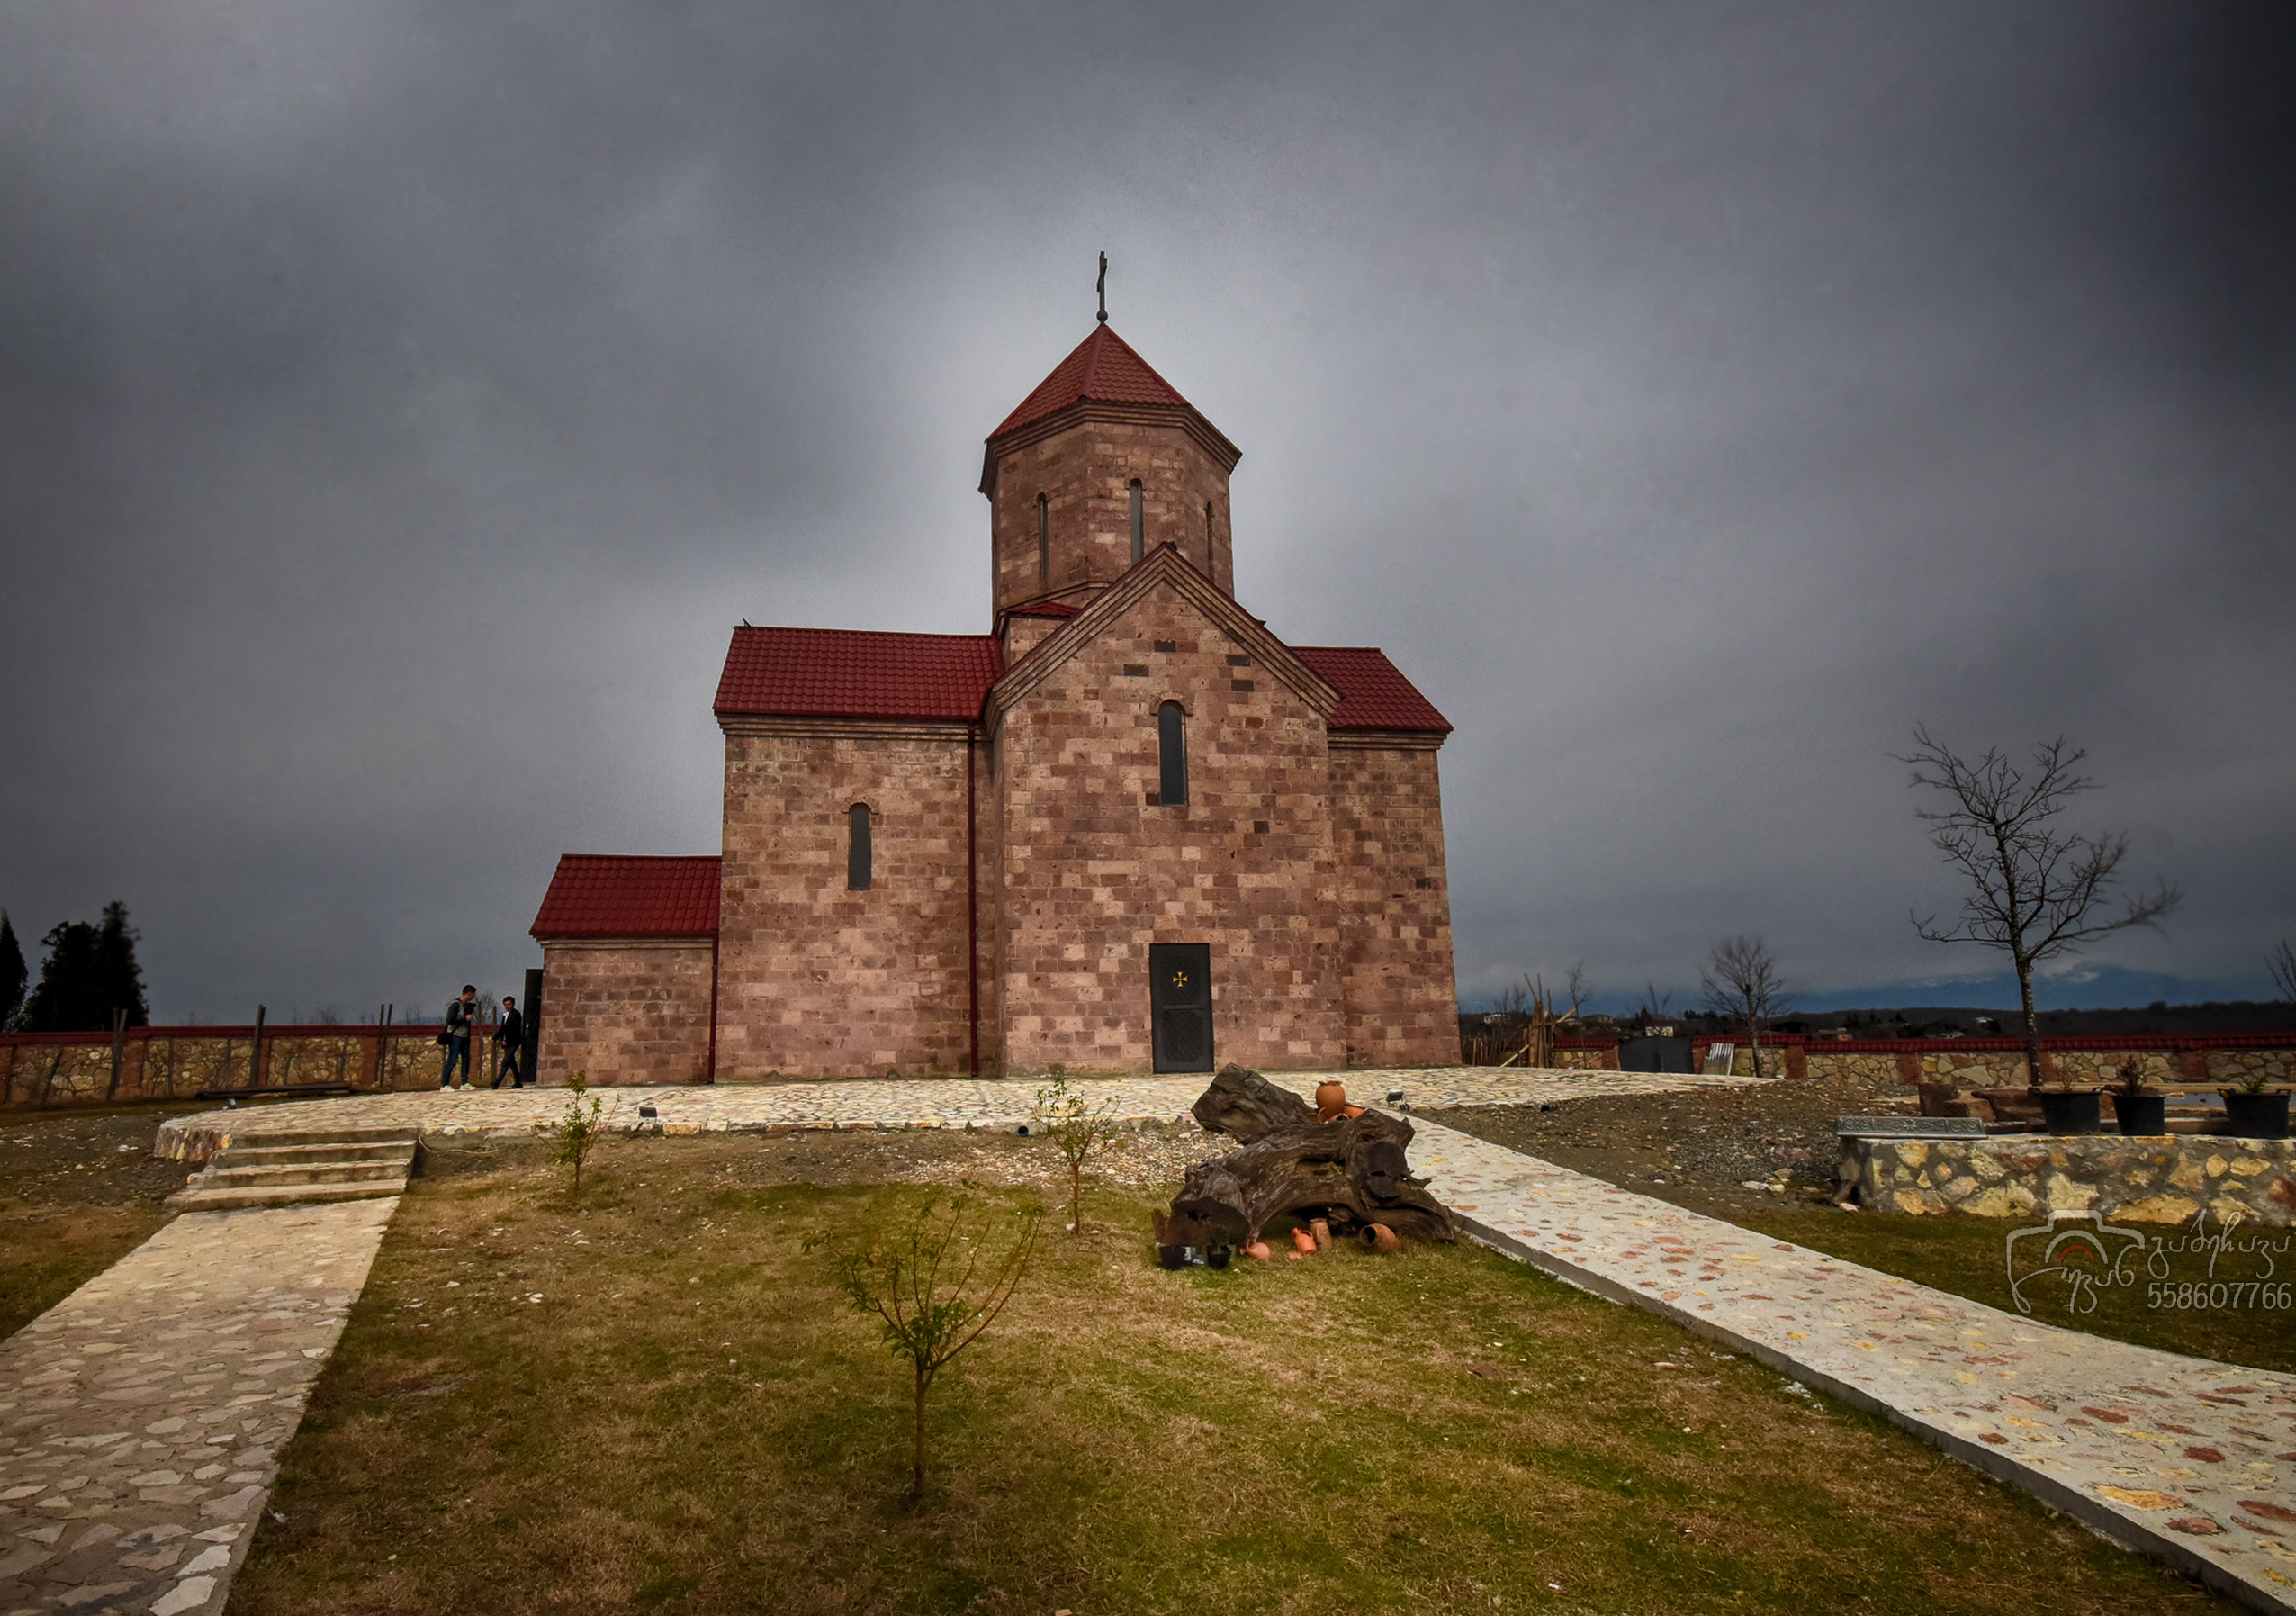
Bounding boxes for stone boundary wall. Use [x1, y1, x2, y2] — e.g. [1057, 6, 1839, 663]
[0, 1025, 500, 1110]
[1689, 1033, 2296, 1088]
[1845, 1134, 2296, 1225]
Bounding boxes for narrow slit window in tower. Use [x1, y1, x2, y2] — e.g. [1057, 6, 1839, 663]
[1036, 492, 1049, 586]
[847, 804, 872, 891]
[1157, 702, 1187, 807]
[1129, 480, 1144, 564]
[1203, 501, 1213, 563]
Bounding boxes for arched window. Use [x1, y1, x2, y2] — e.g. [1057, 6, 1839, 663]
[1128, 480, 1144, 564]
[1157, 702, 1187, 807]
[1036, 492, 1049, 586]
[847, 804, 872, 891]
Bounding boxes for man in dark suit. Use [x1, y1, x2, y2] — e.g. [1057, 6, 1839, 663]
[491, 996, 528, 1088]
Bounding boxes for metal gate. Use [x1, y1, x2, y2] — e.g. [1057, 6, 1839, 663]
[1618, 1034, 1693, 1073]
[1148, 943, 1213, 1073]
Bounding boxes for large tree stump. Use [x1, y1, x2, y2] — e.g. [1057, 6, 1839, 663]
[1161, 1065, 1455, 1246]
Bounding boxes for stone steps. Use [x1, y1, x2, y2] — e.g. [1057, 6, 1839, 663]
[167, 1131, 418, 1212]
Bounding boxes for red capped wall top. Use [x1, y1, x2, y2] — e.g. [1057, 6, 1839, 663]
[530, 854, 721, 940]
[714, 627, 1003, 722]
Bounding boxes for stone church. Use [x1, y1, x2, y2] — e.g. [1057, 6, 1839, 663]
[529, 318, 1460, 1082]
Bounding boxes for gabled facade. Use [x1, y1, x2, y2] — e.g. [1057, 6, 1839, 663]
[533, 321, 1460, 1081]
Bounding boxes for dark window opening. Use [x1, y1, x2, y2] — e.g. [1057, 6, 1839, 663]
[1036, 493, 1049, 586]
[1128, 480, 1144, 564]
[1157, 701, 1187, 807]
[1203, 501, 1214, 560]
[847, 804, 872, 890]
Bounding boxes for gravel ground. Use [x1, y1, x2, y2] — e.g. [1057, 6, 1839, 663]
[0, 1104, 197, 1211]
[1438, 1073, 1918, 1221]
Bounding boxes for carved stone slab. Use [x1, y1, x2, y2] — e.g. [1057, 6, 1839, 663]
[1834, 1115, 1987, 1139]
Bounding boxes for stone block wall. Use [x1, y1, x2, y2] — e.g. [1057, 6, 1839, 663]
[1788, 1039, 2292, 1090]
[2210, 1049, 2295, 1086]
[988, 580, 1348, 1074]
[1, 1026, 479, 1109]
[1328, 739, 1462, 1069]
[537, 941, 715, 1086]
[986, 418, 1234, 612]
[1846, 1134, 2296, 1225]
[716, 719, 975, 1079]
[1553, 1043, 1621, 1071]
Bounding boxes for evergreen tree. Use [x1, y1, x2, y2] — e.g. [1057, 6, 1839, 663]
[95, 901, 149, 1028]
[23, 921, 102, 1031]
[0, 911, 25, 1029]
[22, 901, 149, 1032]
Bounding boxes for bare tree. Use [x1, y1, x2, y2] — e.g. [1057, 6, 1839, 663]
[1901, 725, 2181, 1088]
[1563, 961, 1591, 1019]
[2268, 939, 2296, 1005]
[1698, 936, 1792, 1079]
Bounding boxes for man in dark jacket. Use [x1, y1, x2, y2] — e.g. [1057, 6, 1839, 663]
[440, 985, 477, 1089]
[491, 996, 527, 1088]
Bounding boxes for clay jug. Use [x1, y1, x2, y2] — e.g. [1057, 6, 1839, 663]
[1315, 1080, 1349, 1121]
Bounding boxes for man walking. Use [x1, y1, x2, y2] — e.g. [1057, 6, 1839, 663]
[440, 984, 478, 1090]
[491, 994, 527, 1088]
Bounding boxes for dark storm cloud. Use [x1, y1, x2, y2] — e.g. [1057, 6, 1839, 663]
[1, 2, 2289, 1024]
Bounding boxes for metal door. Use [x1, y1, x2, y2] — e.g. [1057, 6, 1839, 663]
[1148, 943, 1213, 1073]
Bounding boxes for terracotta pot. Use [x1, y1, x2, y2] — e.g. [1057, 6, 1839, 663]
[1361, 1223, 1400, 1253]
[1291, 1226, 1318, 1255]
[1242, 1241, 1273, 1261]
[1310, 1217, 1332, 1252]
[1315, 1080, 1349, 1122]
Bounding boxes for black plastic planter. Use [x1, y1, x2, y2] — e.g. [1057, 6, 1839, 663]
[2114, 1094, 2166, 1136]
[2036, 1088, 2102, 1135]
[2221, 1090, 2291, 1140]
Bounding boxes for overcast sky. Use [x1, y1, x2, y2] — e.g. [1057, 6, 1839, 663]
[3, 2, 2290, 1025]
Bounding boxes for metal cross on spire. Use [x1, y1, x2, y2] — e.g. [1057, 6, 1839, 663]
[1096, 251, 1108, 324]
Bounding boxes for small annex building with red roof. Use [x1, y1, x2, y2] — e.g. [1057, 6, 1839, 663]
[531, 318, 1460, 1082]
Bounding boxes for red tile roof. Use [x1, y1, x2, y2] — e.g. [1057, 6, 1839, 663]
[1005, 600, 1080, 619]
[990, 324, 1196, 439]
[714, 627, 1003, 721]
[530, 855, 721, 939]
[1292, 647, 1452, 733]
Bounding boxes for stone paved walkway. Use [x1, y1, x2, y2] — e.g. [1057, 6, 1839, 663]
[152, 1066, 1764, 1160]
[1409, 1117, 2296, 1616]
[0, 1200, 396, 1616]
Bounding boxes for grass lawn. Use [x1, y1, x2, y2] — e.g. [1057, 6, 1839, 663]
[229, 1131, 2228, 1615]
